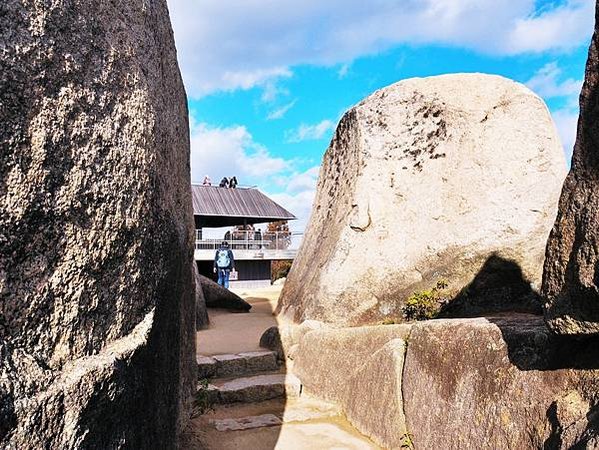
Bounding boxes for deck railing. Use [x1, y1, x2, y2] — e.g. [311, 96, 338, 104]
[195, 231, 302, 251]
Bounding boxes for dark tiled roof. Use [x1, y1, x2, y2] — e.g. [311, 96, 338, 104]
[191, 185, 296, 221]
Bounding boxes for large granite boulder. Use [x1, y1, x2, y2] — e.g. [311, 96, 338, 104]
[277, 74, 566, 326]
[194, 264, 210, 329]
[542, 4, 599, 335]
[0, 1, 195, 448]
[403, 316, 599, 449]
[199, 274, 252, 311]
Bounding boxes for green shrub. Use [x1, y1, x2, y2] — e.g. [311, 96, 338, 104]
[192, 378, 214, 417]
[401, 280, 449, 321]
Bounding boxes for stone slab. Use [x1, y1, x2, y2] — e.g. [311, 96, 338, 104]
[197, 355, 217, 379]
[403, 315, 599, 449]
[212, 414, 282, 431]
[293, 324, 411, 403]
[211, 373, 301, 404]
[205, 351, 280, 379]
[239, 351, 279, 373]
[342, 339, 408, 450]
[213, 354, 248, 378]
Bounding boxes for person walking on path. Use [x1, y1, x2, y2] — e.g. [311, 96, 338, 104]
[214, 241, 235, 289]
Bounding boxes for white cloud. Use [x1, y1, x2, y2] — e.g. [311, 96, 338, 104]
[268, 166, 320, 233]
[266, 100, 297, 120]
[337, 63, 351, 79]
[220, 67, 291, 91]
[190, 122, 288, 185]
[552, 109, 579, 164]
[505, 0, 594, 54]
[525, 61, 582, 161]
[167, 0, 594, 97]
[261, 79, 291, 103]
[269, 190, 317, 235]
[286, 120, 335, 143]
[286, 166, 321, 194]
[526, 62, 583, 98]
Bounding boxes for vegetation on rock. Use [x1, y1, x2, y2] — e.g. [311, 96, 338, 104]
[192, 378, 214, 417]
[401, 280, 449, 321]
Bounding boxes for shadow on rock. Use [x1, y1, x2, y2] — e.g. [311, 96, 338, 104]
[487, 314, 599, 371]
[438, 254, 542, 318]
[435, 255, 599, 371]
[543, 396, 599, 449]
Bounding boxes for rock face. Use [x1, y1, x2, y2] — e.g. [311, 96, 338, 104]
[292, 324, 411, 449]
[403, 316, 599, 449]
[259, 320, 326, 361]
[542, 5, 599, 335]
[199, 274, 252, 311]
[0, 1, 195, 448]
[194, 264, 210, 329]
[289, 317, 599, 449]
[278, 74, 566, 326]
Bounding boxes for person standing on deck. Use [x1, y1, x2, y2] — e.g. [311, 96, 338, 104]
[213, 241, 235, 289]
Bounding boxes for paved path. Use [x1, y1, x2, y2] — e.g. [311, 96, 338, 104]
[196, 286, 282, 356]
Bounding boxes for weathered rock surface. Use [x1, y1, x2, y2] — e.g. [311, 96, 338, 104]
[0, 1, 195, 448]
[194, 264, 210, 329]
[342, 339, 408, 450]
[199, 274, 252, 311]
[403, 315, 599, 449]
[542, 5, 599, 335]
[293, 324, 411, 402]
[259, 320, 326, 360]
[277, 74, 566, 326]
[292, 324, 411, 448]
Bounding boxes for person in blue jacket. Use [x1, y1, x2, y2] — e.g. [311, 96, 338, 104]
[213, 241, 235, 288]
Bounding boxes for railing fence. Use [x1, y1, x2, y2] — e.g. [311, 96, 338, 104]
[195, 230, 303, 251]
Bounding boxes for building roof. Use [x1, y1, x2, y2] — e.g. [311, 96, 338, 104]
[191, 184, 296, 227]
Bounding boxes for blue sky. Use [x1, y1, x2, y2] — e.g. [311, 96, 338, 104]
[167, 0, 594, 232]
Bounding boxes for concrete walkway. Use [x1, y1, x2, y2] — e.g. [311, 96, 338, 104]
[184, 285, 381, 450]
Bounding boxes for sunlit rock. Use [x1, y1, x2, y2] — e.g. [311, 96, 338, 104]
[278, 74, 566, 326]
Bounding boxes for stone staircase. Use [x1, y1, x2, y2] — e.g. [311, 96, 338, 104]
[193, 349, 380, 448]
[198, 350, 302, 404]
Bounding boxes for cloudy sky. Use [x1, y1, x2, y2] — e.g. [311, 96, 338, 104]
[167, 0, 593, 233]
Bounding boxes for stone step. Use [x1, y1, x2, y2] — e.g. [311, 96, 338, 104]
[209, 396, 341, 432]
[197, 351, 279, 379]
[212, 413, 282, 431]
[194, 396, 379, 449]
[206, 373, 302, 404]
